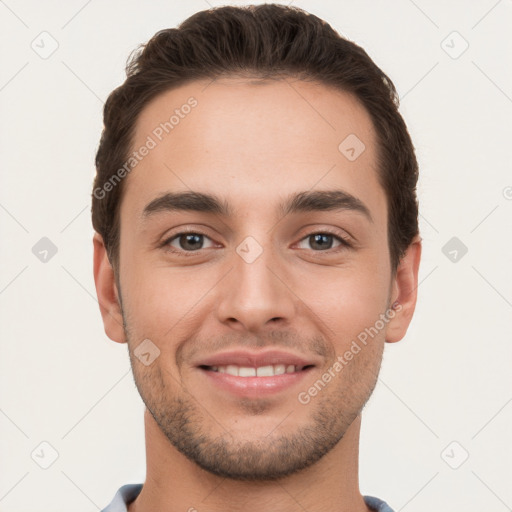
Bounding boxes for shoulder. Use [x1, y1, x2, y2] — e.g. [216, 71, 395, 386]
[101, 483, 143, 512]
[363, 495, 395, 512]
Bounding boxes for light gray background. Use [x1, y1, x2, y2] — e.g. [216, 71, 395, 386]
[1, 1, 511, 511]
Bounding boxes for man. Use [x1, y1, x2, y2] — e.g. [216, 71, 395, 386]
[92, 4, 421, 511]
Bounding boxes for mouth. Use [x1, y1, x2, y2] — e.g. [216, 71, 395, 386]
[200, 363, 314, 377]
[196, 350, 318, 397]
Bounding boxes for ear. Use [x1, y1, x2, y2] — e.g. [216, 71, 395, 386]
[93, 232, 126, 343]
[386, 235, 422, 343]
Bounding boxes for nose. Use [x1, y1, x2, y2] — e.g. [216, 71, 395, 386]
[215, 241, 296, 333]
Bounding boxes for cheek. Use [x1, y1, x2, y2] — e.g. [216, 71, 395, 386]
[296, 259, 390, 345]
[121, 263, 215, 344]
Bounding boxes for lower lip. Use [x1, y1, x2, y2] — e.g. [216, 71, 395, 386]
[200, 367, 314, 398]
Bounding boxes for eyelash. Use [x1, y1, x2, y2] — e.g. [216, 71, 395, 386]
[160, 229, 353, 257]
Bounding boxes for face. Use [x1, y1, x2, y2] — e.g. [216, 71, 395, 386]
[95, 77, 418, 481]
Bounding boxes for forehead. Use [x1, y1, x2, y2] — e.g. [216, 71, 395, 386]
[122, 77, 384, 222]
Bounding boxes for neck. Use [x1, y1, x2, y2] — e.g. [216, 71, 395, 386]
[128, 409, 371, 512]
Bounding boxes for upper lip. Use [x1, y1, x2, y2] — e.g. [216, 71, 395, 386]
[196, 349, 318, 370]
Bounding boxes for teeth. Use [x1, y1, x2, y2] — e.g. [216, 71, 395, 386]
[256, 365, 274, 377]
[239, 366, 256, 377]
[274, 364, 286, 375]
[226, 365, 239, 376]
[212, 364, 301, 376]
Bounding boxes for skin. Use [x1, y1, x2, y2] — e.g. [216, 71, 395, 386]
[93, 77, 421, 512]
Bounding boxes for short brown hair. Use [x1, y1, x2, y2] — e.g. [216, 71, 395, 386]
[92, 3, 419, 273]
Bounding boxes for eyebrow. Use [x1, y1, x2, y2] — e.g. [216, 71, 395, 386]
[141, 189, 373, 222]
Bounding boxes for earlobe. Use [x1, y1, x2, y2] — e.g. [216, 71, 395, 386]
[92, 232, 126, 344]
[386, 235, 422, 343]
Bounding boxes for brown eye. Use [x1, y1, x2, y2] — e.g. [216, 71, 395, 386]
[296, 232, 351, 251]
[165, 232, 215, 252]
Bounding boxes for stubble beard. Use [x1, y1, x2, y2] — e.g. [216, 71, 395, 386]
[125, 325, 384, 481]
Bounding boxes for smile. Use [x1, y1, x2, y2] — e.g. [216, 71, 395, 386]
[203, 364, 311, 377]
